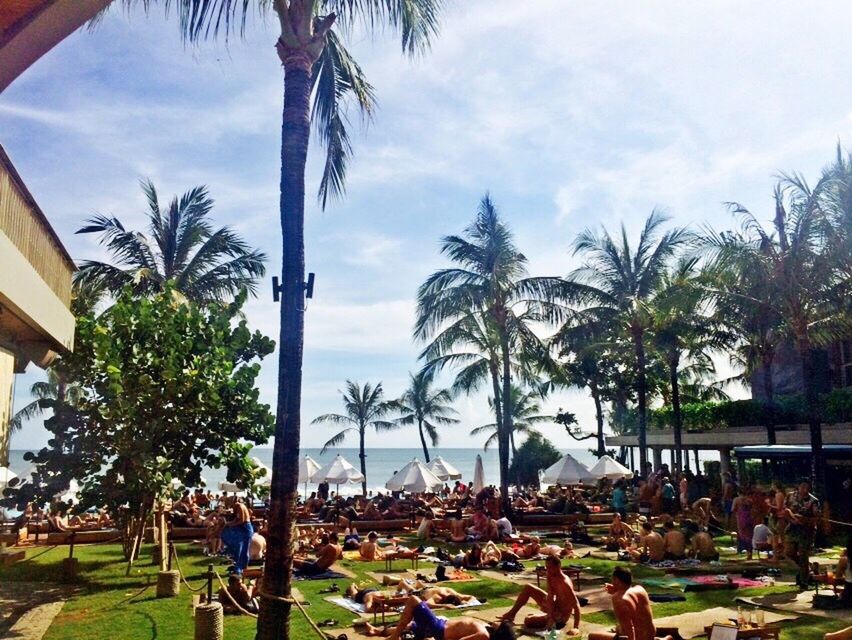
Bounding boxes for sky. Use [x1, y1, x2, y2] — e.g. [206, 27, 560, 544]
[5, 0, 852, 451]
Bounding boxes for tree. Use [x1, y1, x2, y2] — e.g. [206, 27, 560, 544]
[566, 211, 690, 476]
[508, 432, 561, 490]
[312, 381, 398, 496]
[470, 385, 551, 455]
[415, 195, 564, 512]
[395, 370, 459, 462]
[75, 181, 266, 303]
[8, 369, 82, 433]
[4, 286, 275, 559]
[705, 173, 848, 492]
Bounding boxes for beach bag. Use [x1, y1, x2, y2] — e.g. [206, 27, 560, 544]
[499, 559, 524, 572]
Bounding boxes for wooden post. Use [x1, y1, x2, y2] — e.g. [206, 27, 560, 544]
[159, 508, 168, 572]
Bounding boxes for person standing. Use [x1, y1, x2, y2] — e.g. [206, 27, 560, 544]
[785, 480, 821, 590]
[733, 487, 755, 560]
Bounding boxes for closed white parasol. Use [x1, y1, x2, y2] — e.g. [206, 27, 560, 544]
[541, 453, 596, 485]
[472, 454, 485, 494]
[385, 459, 444, 493]
[426, 456, 462, 481]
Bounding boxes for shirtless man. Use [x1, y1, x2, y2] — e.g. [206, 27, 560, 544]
[294, 532, 342, 575]
[691, 527, 719, 561]
[691, 497, 713, 529]
[588, 567, 673, 640]
[499, 554, 581, 635]
[363, 596, 515, 640]
[662, 521, 686, 560]
[347, 580, 477, 613]
[629, 522, 664, 563]
[359, 531, 384, 560]
[448, 510, 467, 543]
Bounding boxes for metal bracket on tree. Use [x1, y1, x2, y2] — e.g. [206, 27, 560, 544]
[272, 273, 315, 304]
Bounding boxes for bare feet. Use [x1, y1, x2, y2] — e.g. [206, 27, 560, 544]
[362, 622, 386, 637]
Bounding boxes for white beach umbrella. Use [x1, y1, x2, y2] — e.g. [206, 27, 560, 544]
[426, 456, 462, 481]
[386, 459, 444, 493]
[472, 454, 485, 494]
[311, 454, 365, 493]
[0, 466, 17, 490]
[218, 480, 241, 492]
[541, 453, 596, 485]
[588, 455, 633, 481]
[55, 479, 80, 505]
[298, 456, 320, 496]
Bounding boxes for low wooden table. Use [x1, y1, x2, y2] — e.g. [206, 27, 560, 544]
[703, 624, 781, 639]
[384, 551, 418, 572]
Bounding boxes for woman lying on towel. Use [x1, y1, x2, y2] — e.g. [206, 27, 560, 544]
[344, 580, 477, 613]
[361, 595, 516, 640]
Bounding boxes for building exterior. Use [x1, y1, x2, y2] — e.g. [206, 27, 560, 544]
[0, 145, 76, 465]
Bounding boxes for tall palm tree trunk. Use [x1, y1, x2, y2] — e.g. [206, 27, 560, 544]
[633, 330, 649, 476]
[359, 426, 368, 497]
[498, 329, 513, 515]
[797, 336, 825, 494]
[418, 420, 430, 462]
[256, 58, 311, 640]
[668, 353, 683, 475]
[761, 353, 777, 445]
[591, 382, 605, 458]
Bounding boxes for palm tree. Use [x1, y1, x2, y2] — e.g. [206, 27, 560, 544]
[415, 195, 565, 511]
[706, 176, 847, 492]
[395, 370, 459, 462]
[75, 181, 266, 303]
[312, 381, 398, 496]
[470, 385, 551, 454]
[566, 211, 690, 476]
[100, 3, 441, 635]
[9, 369, 83, 433]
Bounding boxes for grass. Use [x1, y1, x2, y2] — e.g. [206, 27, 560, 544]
[0, 538, 849, 640]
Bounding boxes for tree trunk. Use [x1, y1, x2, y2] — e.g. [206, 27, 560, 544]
[633, 330, 649, 477]
[488, 361, 504, 461]
[418, 420, 430, 462]
[761, 352, 777, 445]
[256, 57, 312, 640]
[591, 382, 605, 458]
[498, 328, 513, 515]
[359, 426, 368, 496]
[797, 336, 825, 494]
[669, 353, 683, 475]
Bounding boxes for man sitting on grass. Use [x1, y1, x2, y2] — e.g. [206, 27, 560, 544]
[629, 521, 665, 563]
[662, 521, 686, 560]
[690, 527, 719, 561]
[360, 531, 384, 560]
[588, 566, 674, 640]
[293, 532, 342, 575]
[499, 554, 581, 635]
[363, 595, 516, 640]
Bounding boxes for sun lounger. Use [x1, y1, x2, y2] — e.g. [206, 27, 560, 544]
[169, 526, 207, 540]
[45, 528, 121, 544]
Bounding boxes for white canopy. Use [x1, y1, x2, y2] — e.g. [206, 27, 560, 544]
[426, 456, 462, 481]
[588, 455, 633, 480]
[311, 454, 365, 486]
[472, 454, 485, 494]
[541, 453, 596, 485]
[0, 466, 17, 490]
[298, 456, 320, 484]
[386, 459, 444, 493]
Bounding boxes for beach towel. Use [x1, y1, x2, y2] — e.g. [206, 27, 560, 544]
[692, 575, 766, 589]
[640, 577, 697, 591]
[327, 596, 484, 616]
[294, 570, 348, 581]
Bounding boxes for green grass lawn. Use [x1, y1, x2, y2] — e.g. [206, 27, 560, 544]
[1, 540, 849, 640]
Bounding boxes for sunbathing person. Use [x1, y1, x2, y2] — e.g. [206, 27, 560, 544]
[540, 541, 575, 559]
[294, 532, 342, 575]
[629, 522, 665, 563]
[662, 521, 686, 560]
[249, 532, 266, 561]
[690, 527, 719, 561]
[499, 554, 581, 634]
[507, 537, 541, 560]
[588, 566, 673, 640]
[218, 574, 258, 614]
[603, 513, 634, 550]
[360, 531, 384, 560]
[362, 595, 515, 640]
[448, 510, 467, 543]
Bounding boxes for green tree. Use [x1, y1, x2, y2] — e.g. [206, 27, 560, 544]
[706, 172, 848, 491]
[566, 211, 690, 476]
[312, 381, 398, 496]
[395, 370, 459, 462]
[415, 195, 564, 511]
[508, 432, 561, 489]
[5, 286, 275, 559]
[75, 181, 266, 303]
[8, 368, 82, 433]
[470, 385, 551, 455]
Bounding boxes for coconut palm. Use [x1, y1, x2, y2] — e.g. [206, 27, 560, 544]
[312, 381, 398, 496]
[705, 175, 848, 491]
[99, 3, 440, 634]
[470, 385, 551, 455]
[566, 211, 691, 476]
[75, 181, 266, 303]
[9, 369, 83, 433]
[395, 370, 459, 462]
[415, 195, 565, 511]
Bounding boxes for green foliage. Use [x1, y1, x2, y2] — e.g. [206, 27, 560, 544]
[508, 432, 561, 489]
[4, 285, 275, 515]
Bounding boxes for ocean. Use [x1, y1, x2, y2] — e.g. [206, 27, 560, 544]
[6, 446, 600, 497]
